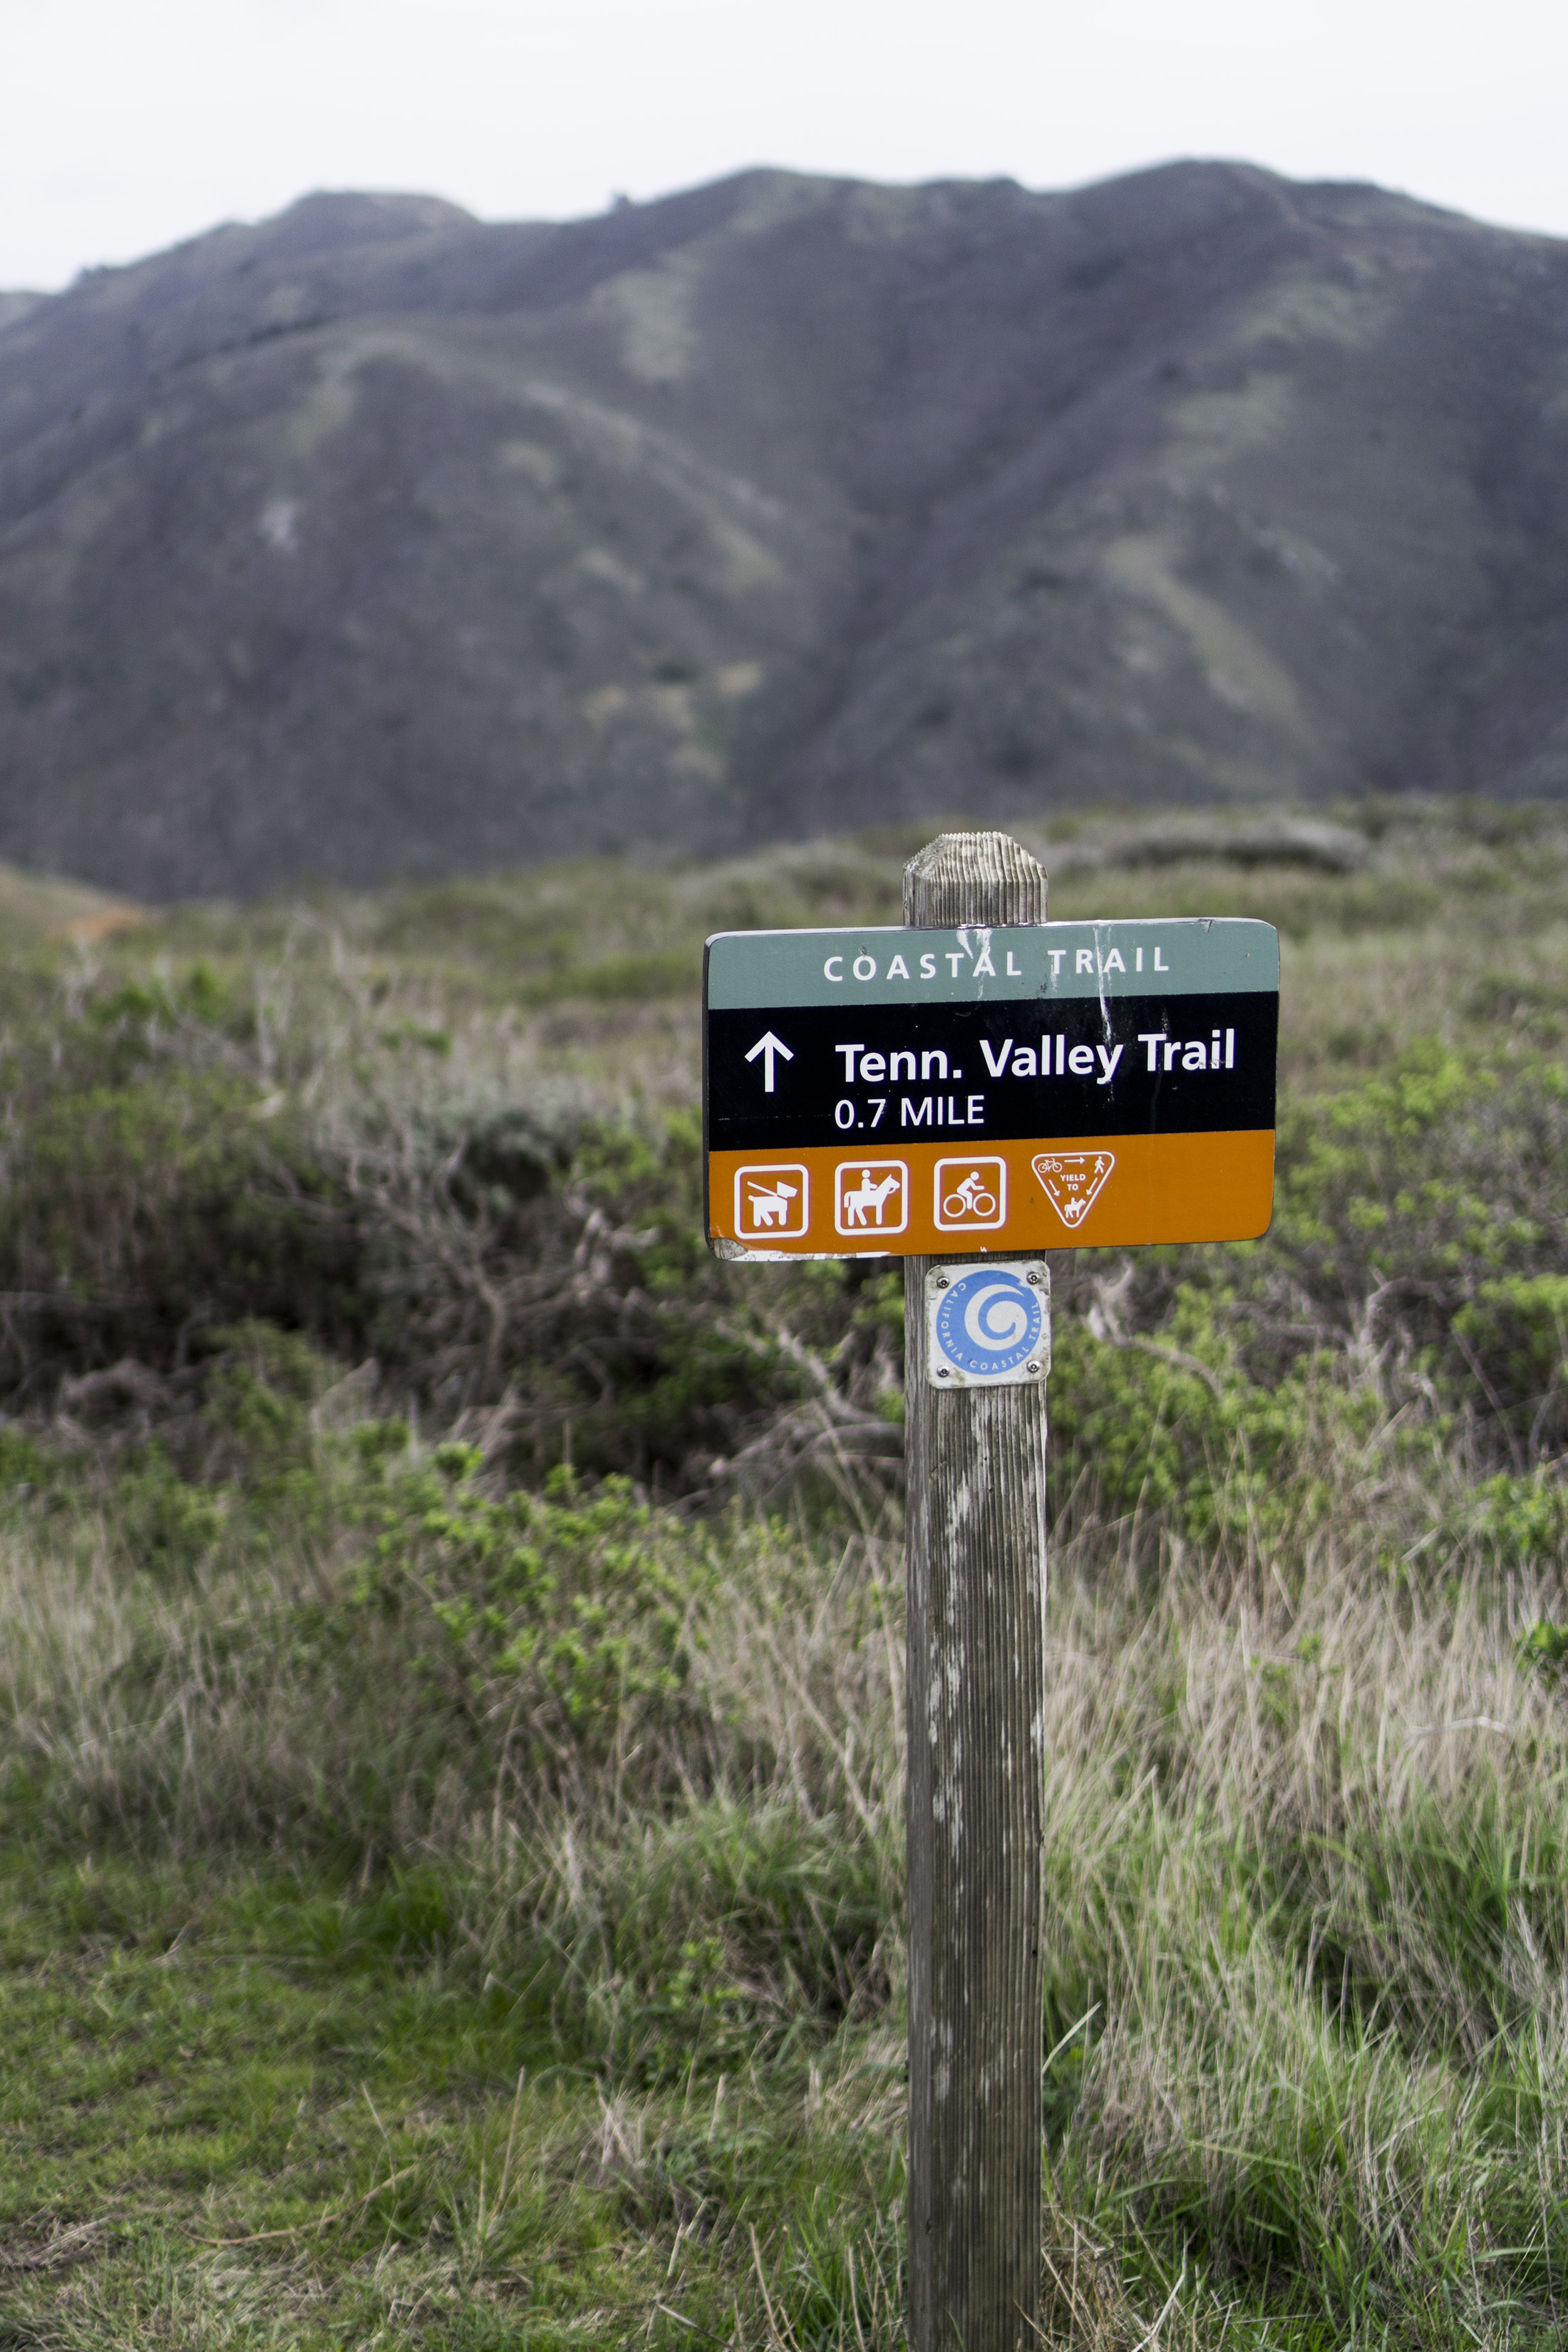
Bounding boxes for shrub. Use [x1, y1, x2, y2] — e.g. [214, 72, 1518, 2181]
[354, 1453, 718, 1795]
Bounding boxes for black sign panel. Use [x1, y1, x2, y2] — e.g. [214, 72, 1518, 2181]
[707, 991, 1277, 1152]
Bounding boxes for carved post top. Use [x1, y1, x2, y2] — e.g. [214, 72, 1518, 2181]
[902, 831, 1048, 928]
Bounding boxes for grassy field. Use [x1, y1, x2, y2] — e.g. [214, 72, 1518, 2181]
[4, 802, 1568, 2347]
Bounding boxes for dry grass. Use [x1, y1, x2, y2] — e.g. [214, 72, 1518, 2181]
[5, 1399, 1568, 2340]
[5, 802, 1568, 2341]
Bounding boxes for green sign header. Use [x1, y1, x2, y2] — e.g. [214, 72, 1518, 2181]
[705, 919, 1279, 1012]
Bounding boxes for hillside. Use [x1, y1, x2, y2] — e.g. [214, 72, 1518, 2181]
[2, 163, 1567, 897]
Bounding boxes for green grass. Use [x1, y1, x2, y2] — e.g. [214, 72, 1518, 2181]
[11, 1515, 1568, 2346]
[0, 1853, 904, 2348]
[6, 802, 1568, 2343]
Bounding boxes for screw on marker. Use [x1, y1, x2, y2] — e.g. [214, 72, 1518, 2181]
[934, 1275, 949, 1289]
[1026, 1360, 1041, 1373]
[1027, 1270, 1043, 1284]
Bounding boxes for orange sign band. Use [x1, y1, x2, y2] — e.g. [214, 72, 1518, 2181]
[708, 1130, 1275, 1256]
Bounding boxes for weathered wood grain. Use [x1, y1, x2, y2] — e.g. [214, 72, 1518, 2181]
[904, 831, 1048, 2352]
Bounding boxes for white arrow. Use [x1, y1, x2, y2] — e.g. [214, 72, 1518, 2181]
[745, 1031, 795, 1092]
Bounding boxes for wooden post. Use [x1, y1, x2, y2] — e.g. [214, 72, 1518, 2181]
[904, 832, 1048, 2352]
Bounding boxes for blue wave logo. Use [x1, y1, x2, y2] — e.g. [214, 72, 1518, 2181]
[934, 1269, 1044, 1378]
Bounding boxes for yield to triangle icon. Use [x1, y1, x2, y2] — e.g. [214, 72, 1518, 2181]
[1032, 1150, 1115, 1229]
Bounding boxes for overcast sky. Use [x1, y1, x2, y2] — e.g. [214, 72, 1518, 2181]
[4, 0, 1565, 290]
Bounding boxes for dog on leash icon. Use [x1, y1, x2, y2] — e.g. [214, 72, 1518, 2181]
[735, 1164, 810, 1239]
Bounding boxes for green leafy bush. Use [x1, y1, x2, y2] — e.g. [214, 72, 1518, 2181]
[1046, 1289, 1349, 1549]
[1273, 1046, 1568, 1441]
[355, 1452, 716, 1789]
[0, 1065, 362, 1387]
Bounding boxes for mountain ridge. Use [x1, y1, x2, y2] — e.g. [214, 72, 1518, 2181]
[2, 161, 1566, 897]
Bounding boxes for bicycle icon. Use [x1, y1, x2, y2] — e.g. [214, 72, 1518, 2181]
[942, 1172, 996, 1219]
[934, 1156, 1007, 1232]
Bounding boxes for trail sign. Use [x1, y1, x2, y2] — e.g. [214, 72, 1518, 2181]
[706, 848, 1281, 2352]
[704, 917, 1279, 1257]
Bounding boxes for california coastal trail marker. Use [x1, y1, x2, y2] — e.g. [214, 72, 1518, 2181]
[703, 906, 1279, 1260]
[702, 832, 1279, 2352]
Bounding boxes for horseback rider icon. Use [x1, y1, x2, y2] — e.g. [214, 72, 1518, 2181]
[835, 1160, 909, 1235]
